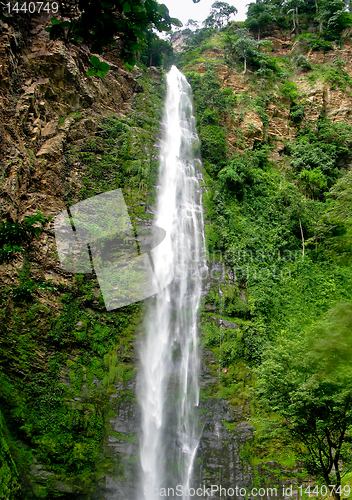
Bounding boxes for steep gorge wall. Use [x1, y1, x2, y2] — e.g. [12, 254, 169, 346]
[0, 14, 144, 225]
[0, 14, 163, 499]
[184, 29, 352, 155]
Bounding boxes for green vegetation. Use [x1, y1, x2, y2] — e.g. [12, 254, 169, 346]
[71, 67, 163, 224]
[0, 289, 141, 497]
[186, 68, 235, 174]
[243, 0, 352, 43]
[203, 1, 238, 30]
[44, 0, 182, 68]
[2, 0, 180, 73]
[256, 302, 352, 499]
[229, 28, 262, 74]
[0, 410, 21, 500]
[225, 26, 283, 79]
[140, 30, 173, 67]
[179, 7, 352, 495]
[0, 212, 51, 264]
[86, 55, 110, 78]
[245, 1, 276, 41]
[0, 67, 164, 497]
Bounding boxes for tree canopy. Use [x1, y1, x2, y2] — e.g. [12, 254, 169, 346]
[140, 30, 173, 67]
[256, 302, 352, 499]
[245, 1, 276, 40]
[244, 0, 352, 40]
[43, 0, 183, 67]
[203, 1, 238, 29]
[230, 28, 261, 74]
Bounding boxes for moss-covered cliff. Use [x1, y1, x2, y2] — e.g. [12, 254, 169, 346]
[0, 14, 165, 498]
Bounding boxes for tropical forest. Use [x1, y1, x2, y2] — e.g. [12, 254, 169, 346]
[1, 0, 352, 499]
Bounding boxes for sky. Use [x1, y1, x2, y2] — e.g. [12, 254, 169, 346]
[161, 0, 247, 28]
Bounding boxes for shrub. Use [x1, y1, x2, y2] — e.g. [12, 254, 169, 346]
[325, 65, 352, 91]
[200, 108, 221, 126]
[0, 212, 51, 263]
[290, 104, 305, 123]
[310, 38, 334, 52]
[296, 54, 312, 71]
[9, 261, 57, 303]
[279, 81, 298, 101]
[199, 125, 227, 166]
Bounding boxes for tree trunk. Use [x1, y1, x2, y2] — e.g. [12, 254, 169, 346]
[258, 27, 260, 42]
[332, 489, 341, 500]
[299, 218, 305, 259]
[243, 57, 247, 74]
[58, 0, 65, 16]
[334, 461, 342, 500]
[319, 17, 323, 33]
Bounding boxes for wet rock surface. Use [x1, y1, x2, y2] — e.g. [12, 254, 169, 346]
[194, 399, 252, 499]
[93, 346, 254, 500]
[94, 376, 141, 500]
[191, 351, 253, 499]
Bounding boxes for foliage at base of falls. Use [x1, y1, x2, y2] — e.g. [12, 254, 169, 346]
[181, 24, 352, 493]
[0, 411, 21, 500]
[0, 292, 141, 498]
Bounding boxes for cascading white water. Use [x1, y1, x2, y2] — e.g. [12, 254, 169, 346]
[138, 65, 206, 499]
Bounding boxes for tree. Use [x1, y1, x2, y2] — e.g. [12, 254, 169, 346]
[326, 169, 352, 228]
[203, 1, 238, 29]
[42, 0, 183, 68]
[317, 0, 352, 38]
[245, 1, 276, 40]
[256, 302, 352, 500]
[298, 168, 327, 199]
[231, 28, 259, 74]
[283, 0, 305, 34]
[186, 18, 199, 30]
[319, 168, 352, 259]
[226, 26, 275, 75]
[140, 31, 173, 67]
[287, 7, 299, 34]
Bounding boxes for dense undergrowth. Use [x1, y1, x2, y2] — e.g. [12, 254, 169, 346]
[0, 68, 164, 499]
[179, 19, 352, 492]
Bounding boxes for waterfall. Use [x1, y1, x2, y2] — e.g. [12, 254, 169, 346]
[138, 65, 206, 499]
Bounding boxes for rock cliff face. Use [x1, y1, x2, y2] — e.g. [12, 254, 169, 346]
[187, 29, 352, 157]
[0, 14, 162, 499]
[0, 14, 150, 305]
[1, 15, 142, 220]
